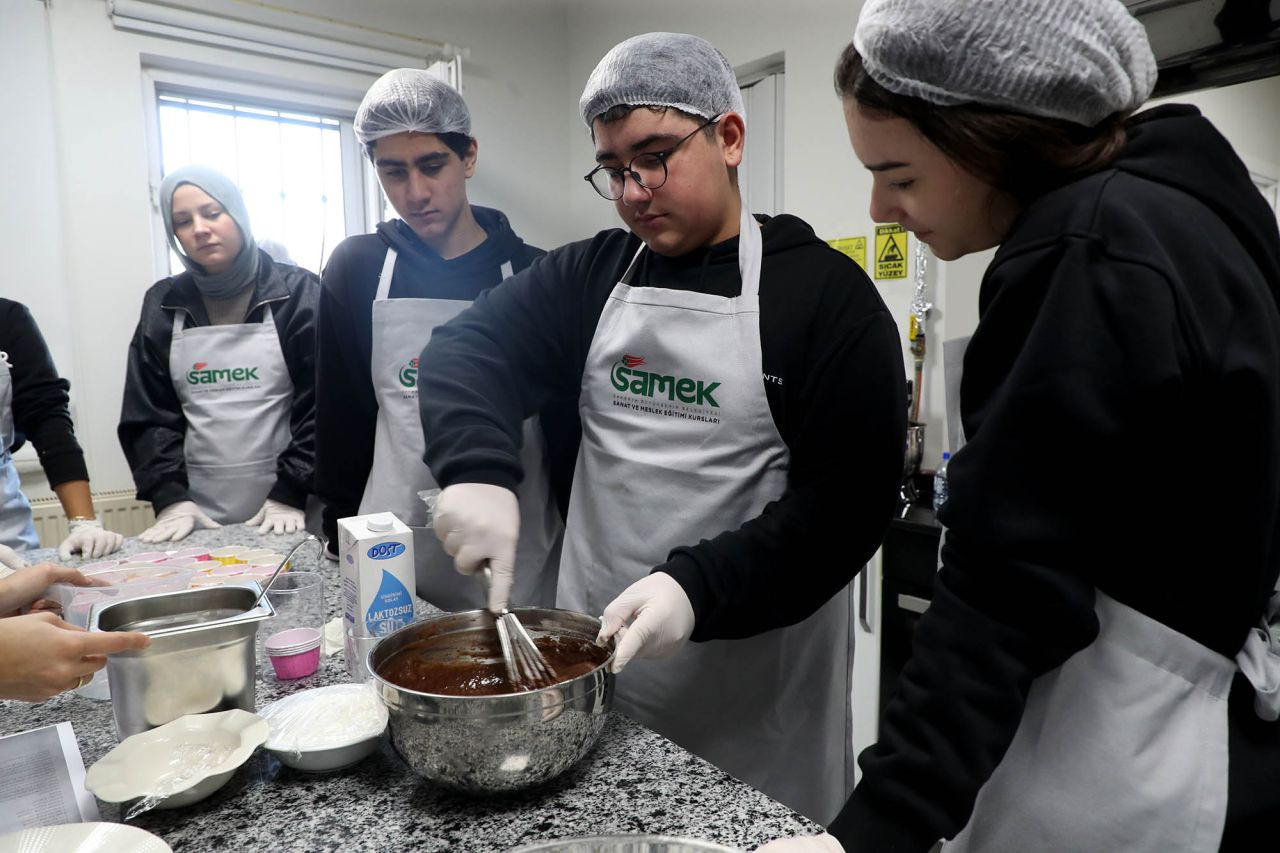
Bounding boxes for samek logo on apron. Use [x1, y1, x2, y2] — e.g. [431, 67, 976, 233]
[185, 361, 263, 392]
[608, 353, 723, 424]
[398, 357, 418, 390]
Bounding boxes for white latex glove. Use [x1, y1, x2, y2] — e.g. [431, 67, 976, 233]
[597, 572, 695, 673]
[0, 543, 26, 573]
[138, 500, 221, 543]
[57, 519, 124, 561]
[245, 498, 305, 535]
[432, 483, 520, 613]
[755, 833, 845, 852]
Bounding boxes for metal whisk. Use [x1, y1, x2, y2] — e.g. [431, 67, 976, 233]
[480, 564, 557, 690]
[417, 489, 556, 690]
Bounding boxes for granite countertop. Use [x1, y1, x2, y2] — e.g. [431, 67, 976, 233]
[3, 528, 818, 852]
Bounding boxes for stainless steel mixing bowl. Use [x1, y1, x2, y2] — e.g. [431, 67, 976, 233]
[510, 837, 739, 853]
[368, 607, 615, 793]
[509, 837, 739, 852]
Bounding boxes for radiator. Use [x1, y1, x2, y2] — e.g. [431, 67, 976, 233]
[28, 489, 156, 547]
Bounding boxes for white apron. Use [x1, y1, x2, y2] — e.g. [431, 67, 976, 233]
[168, 303, 293, 524]
[559, 207, 856, 824]
[0, 353, 38, 551]
[359, 247, 562, 611]
[939, 336, 1262, 852]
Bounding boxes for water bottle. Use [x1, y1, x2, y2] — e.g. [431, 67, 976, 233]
[933, 452, 951, 513]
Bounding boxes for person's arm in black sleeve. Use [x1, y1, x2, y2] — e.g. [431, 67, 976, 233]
[117, 293, 190, 512]
[2, 301, 88, 487]
[315, 246, 379, 545]
[268, 269, 319, 510]
[828, 243, 1178, 851]
[661, 299, 907, 640]
[422, 243, 593, 489]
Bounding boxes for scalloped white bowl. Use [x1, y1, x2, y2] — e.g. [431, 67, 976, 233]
[85, 709, 267, 809]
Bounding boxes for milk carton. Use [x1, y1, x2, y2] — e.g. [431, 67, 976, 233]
[337, 512, 415, 681]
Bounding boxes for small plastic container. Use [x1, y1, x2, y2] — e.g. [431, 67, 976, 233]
[241, 549, 274, 562]
[210, 546, 248, 565]
[250, 554, 289, 571]
[172, 547, 211, 562]
[48, 565, 196, 700]
[210, 564, 246, 577]
[189, 575, 231, 588]
[78, 559, 123, 574]
[126, 551, 172, 564]
[265, 627, 322, 680]
[86, 565, 195, 587]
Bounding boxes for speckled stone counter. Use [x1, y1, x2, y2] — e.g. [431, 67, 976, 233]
[3, 529, 819, 851]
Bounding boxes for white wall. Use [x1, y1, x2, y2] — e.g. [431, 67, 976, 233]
[1, 0, 573, 501]
[2, 0, 76, 497]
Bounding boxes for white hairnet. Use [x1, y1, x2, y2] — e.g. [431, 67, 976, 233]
[853, 0, 1157, 126]
[579, 32, 745, 127]
[354, 68, 471, 147]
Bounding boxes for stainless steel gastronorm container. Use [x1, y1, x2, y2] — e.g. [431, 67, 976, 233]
[90, 583, 274, 740]
[368, 608, 615, 794]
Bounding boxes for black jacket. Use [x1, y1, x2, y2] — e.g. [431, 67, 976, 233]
[421, 213, 906, 640]
[832, 105, 1280, 850]
[0, 299, 88, 485]
[314, 207, 564, 546]
[118, 251, 319, 513]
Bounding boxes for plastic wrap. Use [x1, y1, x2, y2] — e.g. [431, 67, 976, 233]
[260, 684, 388, 761]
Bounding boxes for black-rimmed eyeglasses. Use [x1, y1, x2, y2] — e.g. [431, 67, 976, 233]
[583, 115, 722, 201]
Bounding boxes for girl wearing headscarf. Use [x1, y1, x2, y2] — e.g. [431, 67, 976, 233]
[762, 1, 1280, 851]
[119, 166, 320, 542]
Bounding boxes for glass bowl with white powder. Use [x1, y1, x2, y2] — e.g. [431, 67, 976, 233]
[259, 684, 389, 772]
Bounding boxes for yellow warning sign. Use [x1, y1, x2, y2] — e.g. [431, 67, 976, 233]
[874, 224, 907, 280]
[827, 236, 866, 270]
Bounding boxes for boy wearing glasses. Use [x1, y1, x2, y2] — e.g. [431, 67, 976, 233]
[421, 33, 905, 823]
[314, 69, 568, 611]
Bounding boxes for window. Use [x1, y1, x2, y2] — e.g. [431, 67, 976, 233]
[156, 92, 349, 275]
[145, 60, 460, 279]
[143, 66, 377, 280]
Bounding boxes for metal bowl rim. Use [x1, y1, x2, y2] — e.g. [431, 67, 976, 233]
[366, 606, 616, 701]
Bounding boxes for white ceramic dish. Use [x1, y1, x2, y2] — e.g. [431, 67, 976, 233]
[0, 822, 173, 853]
[259, 683, 388, 771]
[85, 709, 267, 809]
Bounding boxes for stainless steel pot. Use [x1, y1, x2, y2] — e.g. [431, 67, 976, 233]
[90, 583, 274, 740]
[368, 607, 615, 793]
[511, 837, 739, 853]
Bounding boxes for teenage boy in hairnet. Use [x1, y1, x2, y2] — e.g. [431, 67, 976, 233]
[314, 69, 569, 611]
[421, 33, 905, 823]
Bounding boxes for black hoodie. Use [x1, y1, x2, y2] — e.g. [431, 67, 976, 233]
[314, 206, 552, 544]
[831, 105, 1280, 851]
[421, 213, 907, 639]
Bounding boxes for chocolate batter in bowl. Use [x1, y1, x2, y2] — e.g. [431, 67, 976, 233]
[377, 627, 610, 696]
[368, 608, 616, 793]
